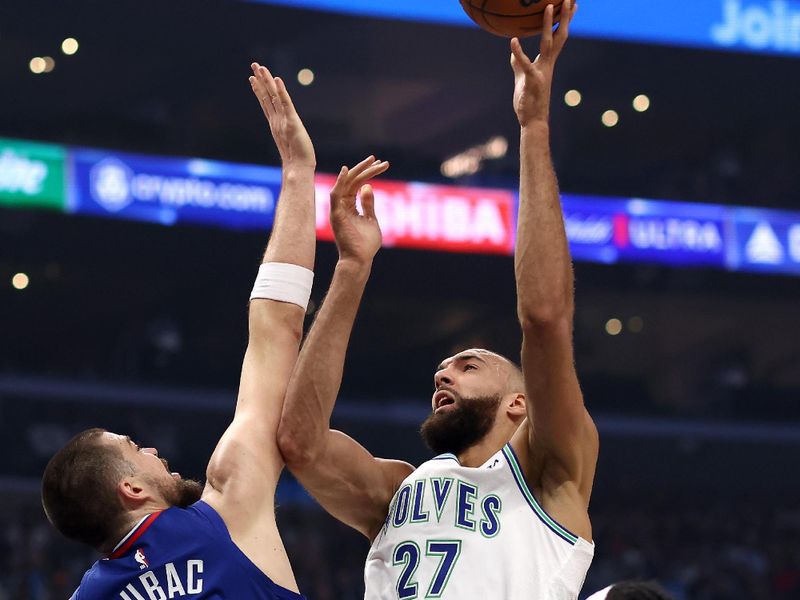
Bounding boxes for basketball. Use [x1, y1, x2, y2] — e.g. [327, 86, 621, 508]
[459, 0, 563, 38]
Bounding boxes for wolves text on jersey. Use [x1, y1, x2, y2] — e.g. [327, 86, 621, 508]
[385, 477, 502, 537]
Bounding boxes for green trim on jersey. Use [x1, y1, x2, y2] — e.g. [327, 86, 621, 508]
[501, 444, 579, 545]
[432, 453, 459, 462]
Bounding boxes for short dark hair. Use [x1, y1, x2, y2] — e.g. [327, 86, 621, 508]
[607, 581, 675, 600]
[41, 428, 135, 549]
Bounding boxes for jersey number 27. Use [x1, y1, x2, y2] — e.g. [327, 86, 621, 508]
[392, 540, 462, 599]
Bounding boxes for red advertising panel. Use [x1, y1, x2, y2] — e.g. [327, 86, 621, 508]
[314, 175, 516, 255]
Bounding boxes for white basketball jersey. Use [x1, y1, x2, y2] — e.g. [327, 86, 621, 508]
[365, 443, 594, 600]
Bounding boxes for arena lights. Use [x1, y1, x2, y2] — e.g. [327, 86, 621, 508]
[61, 38, 79, 55]
[564, 90, 582, 107]
[297, 68, 315, 86]
[633, 94, 651, 112]
[12, 273, 30, 290]
[605, 318, 623, 336]
[29, 57, 46, 74]
[628, 316, 644, 333]
[441, 136, 508, 179]
[601, 110, 619, 128]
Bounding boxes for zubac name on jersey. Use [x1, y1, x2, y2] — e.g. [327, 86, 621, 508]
[118, 559, 204, 599]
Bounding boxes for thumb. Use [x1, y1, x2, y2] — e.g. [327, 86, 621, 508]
[360, 184, 376, 219]
[510, 38, 528, 74]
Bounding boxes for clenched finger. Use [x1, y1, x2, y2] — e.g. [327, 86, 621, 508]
[360, 185, 377, 220]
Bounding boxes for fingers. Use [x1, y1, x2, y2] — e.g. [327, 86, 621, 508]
[250, 62, 282, 120]
[274, 77, 297, 117]
[540, 4, 555, 56]
[360, 185, 376, 219]
[330, 158, 390, 211]
[346, 155, 379, 182]
[553, 0, 576, 50]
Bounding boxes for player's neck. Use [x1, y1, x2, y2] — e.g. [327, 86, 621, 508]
[457, 432, 506, 468]
[103, 502, 170, 554]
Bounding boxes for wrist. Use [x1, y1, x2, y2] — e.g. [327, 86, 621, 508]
[336, 256, 373, 276]
[520, 121, 550, 138]
[282, 164, 316, 182]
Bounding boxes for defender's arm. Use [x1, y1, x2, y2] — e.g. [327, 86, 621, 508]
[202, 64, 316, 591]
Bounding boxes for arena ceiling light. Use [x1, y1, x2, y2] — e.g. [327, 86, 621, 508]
[12, 273, 30, 290]
[297, 68, 314, 86]
[441, 136, 508, 179]
[61, 38, 79, 56]
[29, 57, 46, 74]
[633, 94, 651, 112]
[564, 90, 582, 107]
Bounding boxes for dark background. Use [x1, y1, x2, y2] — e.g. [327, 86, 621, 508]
[1, 1, 799, 599]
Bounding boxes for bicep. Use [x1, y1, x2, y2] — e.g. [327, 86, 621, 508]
[290, 429, 414, 540]
[521, 319, 598, 488]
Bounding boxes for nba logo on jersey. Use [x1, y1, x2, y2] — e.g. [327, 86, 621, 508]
[134, 548, 149, 570]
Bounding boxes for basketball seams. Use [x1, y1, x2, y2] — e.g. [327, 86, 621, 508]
[479, 0, 506, 37]
[462, 0, 564, 38]
[467, 0, 563, 18]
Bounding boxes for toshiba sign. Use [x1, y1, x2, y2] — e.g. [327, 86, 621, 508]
[314, 175, 516, 255]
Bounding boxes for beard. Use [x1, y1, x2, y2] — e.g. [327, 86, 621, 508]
[419, 393, 501, 456]
[164, 478, 204, 508]
[147, 465, 204, 509]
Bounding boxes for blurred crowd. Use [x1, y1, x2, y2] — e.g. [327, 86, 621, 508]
[2, 494, 798, 600]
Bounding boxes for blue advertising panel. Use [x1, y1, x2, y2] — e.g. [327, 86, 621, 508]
[69, 148, 281, 230]
[0, 133, 793, 277]
[251, 0, 800, 57]
[729, 207, 800, 275]
[562, 195, 729, 269]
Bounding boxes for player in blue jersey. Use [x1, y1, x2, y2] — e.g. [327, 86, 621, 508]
[278, 3, 598, 598]
[40, 63, 387, 600]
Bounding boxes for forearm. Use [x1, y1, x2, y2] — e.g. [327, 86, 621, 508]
[248, 166, 317, 338]
[515, 122, 574, 324]
[261, 166, 316, 270]
[279, 259, 372, 464]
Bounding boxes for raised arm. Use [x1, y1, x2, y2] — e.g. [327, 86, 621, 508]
[201, 64, 316, 591]
[507, 1, 599, 540]
[278, 161, 414, 541]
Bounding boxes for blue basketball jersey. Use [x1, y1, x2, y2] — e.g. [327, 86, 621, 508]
[70, 500, 306, 600]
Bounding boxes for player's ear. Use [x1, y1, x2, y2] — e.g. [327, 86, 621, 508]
[118, 476, 146, 505]
[506, 393, 527, 419]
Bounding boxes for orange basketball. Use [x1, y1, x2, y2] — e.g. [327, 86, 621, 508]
[459, 0, 564, 38]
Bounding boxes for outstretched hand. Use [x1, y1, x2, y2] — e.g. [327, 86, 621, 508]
[250, 62, 316, 170]
[510, 0, 577, 127]
[330, 156, 390, 266]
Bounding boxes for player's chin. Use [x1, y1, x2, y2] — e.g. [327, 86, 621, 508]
[170, 478, 204, 508]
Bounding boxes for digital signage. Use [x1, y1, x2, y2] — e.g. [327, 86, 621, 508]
[250, 0, 800, 57]
[2, 134, 799, 277]
[0, 138, 67, 211]
[70, 148, 282, 230]
[314, 174, 517, 255]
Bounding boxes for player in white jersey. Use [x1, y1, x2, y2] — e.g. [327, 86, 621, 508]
[278, 2, 598, 598]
